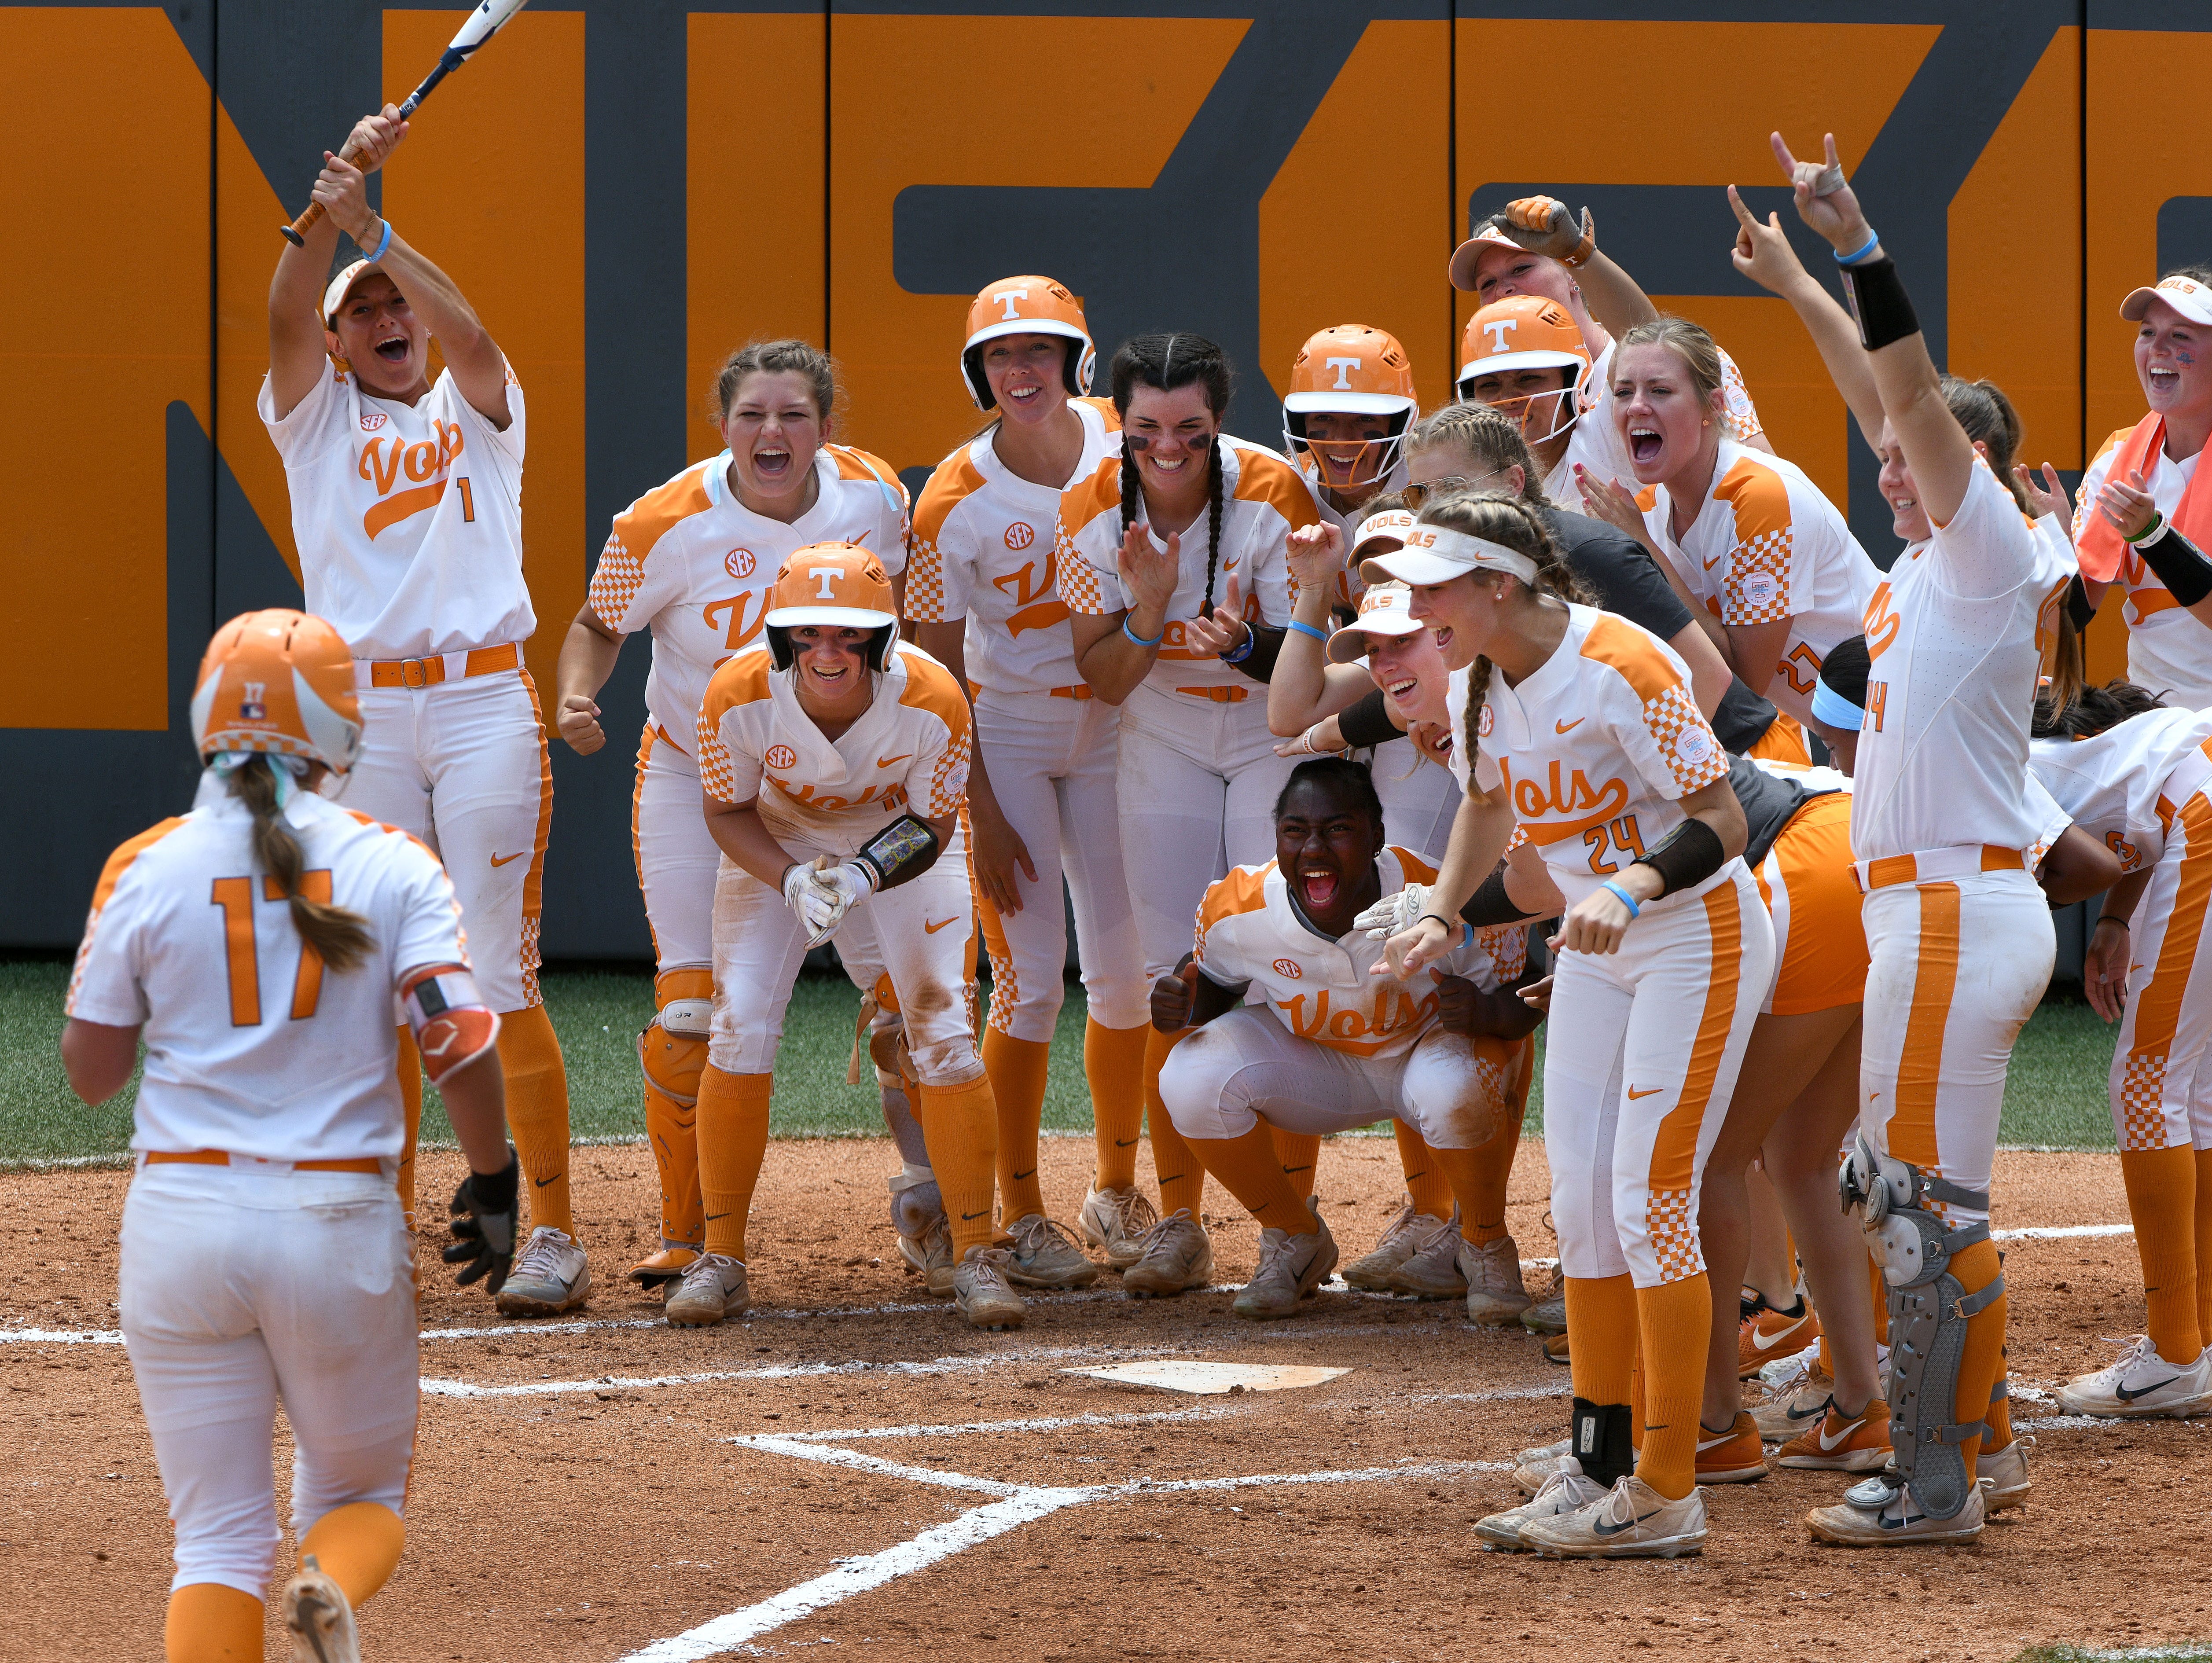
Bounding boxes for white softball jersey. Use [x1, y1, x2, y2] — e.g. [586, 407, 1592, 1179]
[907, 398, 1119, 696]
[591, 446, 911, 755]
[257, 360, 531, 661]
[2076, 432, 2211, 704]
[2030, 706, 2212, 878]
[67, 782, 468, 1164]
[1639, 439, 1879, 727]
[1852, 461, 2080, 863]
[1541, 339, 1764, 504]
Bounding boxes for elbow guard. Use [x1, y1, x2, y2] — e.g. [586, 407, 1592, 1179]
[1461, 863, 1537, 928]
[2138, 522, 2212, 608]
[401, 963, 500, 1086]
[1631, 817, 1727, 898]
[856, 812, 941, 892]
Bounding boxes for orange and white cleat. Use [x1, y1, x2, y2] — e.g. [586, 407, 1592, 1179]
[628, 1244, 701, 1289]
[1775, 1397, 1893, 1472]
[1738, 1291, 1821, 1377]
[1695, 1412, 1770, 1483]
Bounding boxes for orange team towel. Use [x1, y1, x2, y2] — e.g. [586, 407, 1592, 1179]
[2077, 413, 2212, 581]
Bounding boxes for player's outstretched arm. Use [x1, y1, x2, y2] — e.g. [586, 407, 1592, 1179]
[1726, 183, 1883, 453]
[267, 108, 404, 420]
[1498, 197, 1659, 340]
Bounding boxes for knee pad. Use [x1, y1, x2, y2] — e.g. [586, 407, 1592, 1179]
[889, 1166, 944, 1237]
[847, 974, 919, 1089]
[642, 967, 712, 1104]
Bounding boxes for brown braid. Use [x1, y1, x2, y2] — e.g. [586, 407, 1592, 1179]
[1202, 437, 1226, 612]
[224, 756, 374, 972]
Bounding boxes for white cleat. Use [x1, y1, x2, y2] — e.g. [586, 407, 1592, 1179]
[1980, 1435, 2034, 1512]
[1079, 1184, 1160, 1271]
[1121, 1208, 1213, 1298]
[1343, 1200, 1449, 1291]
[1232, 1209, 1338, 1319]
[284, 1554, 360, 1663]
[2054, 1335, 2212, 1418]
[1002, 1213, 1102, 1289]
[496, 1226, 591, 1317]
[1519, 1474, 1708, 1560]
[1477, 1456, 1607, 1549]
[953, 1245, 1028, 1330]
[1807, 1477, 1985, 1547]
[663, 1252, 751, 1327]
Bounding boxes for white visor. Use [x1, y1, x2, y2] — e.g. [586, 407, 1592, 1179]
[322, 258, 382, 327]
[1362, 524, 1540, 587]
[1327, 583, 1422, 661]
[1350, 508, 1417, 558]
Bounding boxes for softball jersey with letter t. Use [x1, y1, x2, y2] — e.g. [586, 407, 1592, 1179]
[1639, 438, 1878, 728]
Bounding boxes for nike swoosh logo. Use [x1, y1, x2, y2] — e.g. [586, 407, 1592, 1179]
[1696, 1428, 1738, 1453]
[1592, 1508, 1659, 1538]
[1282, 1165, 1313, 1175]
[878, 753, 913, 768]
[534, 1175, 559, 1188]
[1816, 1418, 1862, 1452]
[1012, 1168, 1036, 1183]
[1702, 551, 1722, 570]
[705, 1210, 731, 1221]
[491, 851, 526, 867]
[1751, 1320, 1807, 1352]
[2116, 1373, 2183, 1402]
[1115, 1137, 1139, 1148]
[1626, 1086, 1664, 1100]
[961, 1209, 990, 1222]
[1555, 717, 1584, 734]
[924, 917, 959, 934]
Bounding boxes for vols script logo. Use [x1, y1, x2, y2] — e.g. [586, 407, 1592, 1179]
[1273, 958, 1302, 979]
[725, 548, 756, 580]
[765, 745, 797, 771]
[359, 411, 387, 431]
[1004, 522, 1036, 551]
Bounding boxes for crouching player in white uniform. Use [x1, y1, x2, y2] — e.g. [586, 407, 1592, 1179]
[62, 611, 519, 1663]
[1150, 758, 1539, 1318]
[680, 544, 1022, 1330]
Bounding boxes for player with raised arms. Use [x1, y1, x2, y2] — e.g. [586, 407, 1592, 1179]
[261, 105, 584, 1316]
[1369, 492, 1773, 1560]
[62, 611, 520, 1663]
[1056, 332, 1320, 1299]
[554, 340, 908, 1294]
[904, 278, 1150, 1285]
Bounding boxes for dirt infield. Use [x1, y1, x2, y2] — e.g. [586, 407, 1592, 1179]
[4, 1136, 2205, 1661]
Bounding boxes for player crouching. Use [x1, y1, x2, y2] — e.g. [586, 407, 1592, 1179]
[1149, 759, 1539, 1318]
[683, 544, 1022, 1329]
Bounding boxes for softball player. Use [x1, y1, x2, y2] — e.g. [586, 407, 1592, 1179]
[1371, 493, 1772, 1560]
[1282, 324, 1418, 543]
[554, 340, 909, 1289]
[2076, 271, 2212, 706]
[63, 610, 518, 1663]
[1150, 758, 1536, 1319]
[263, 104, 581, 1317]
[904, 277, 1146, 1284]
[682, 545, 1018, 1330]
[1056, 332, 1319, 1296]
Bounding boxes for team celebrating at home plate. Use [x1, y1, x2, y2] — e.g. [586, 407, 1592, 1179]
[55, 95, 2212, 1656]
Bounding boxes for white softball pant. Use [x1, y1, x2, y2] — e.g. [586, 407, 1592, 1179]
[338, 668, 551, 1011]
[1157, 1005, 1524, 1149]
[631, 723, 717, 973]
[2113, 789, 2212, 1152]
[1541, 865, 1772, 1288]
[709, 821, 984, 1087]
[1369, 738, 1459, 865]
[974, 688, 1148, 1040]
[1860, 867, 2054, 1225]
[1116, 683, 1299, 979]
[119, 1164, 417, 1598]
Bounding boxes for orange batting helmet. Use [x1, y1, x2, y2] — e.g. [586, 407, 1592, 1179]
[190, 609, 364, 775]
[1455, 297, 1591, 446]
[961, 275, 1096, 411]
[1282, 325, 1419, 488]
[762, 543, 901, 671]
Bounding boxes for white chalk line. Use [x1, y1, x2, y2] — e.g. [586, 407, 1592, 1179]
[750, 1406, 1232, 1443]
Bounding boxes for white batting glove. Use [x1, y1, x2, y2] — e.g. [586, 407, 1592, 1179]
[1354, 883, 1429, 941]
[797, 862, 872, 948]
[783, 862, 841, 947]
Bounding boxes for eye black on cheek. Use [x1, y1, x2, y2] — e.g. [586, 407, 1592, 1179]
[1126, 435, 1151, 452]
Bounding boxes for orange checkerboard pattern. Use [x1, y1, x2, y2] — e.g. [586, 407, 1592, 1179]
[1646, 1186, 1702, 1282]
[1722, 525, 1794, 625]
[1053, 526, 1110, 616]
[588, 529, 647, 626]
[695, 716, 744, 805]
[1642, 684, 1729, 794]
[926, 720, 973, 819]
[904, 530, 949, 624]
[2119, 1051, 2174, 1151]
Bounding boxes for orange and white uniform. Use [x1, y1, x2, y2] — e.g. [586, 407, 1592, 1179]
[2076, 424, 2212, 704]
[1639, 439, 1879, 731]
[695, 640, 982, 1086]
[1853, 461, 2077, 1224]
[1455, 605, 1773, 1288]
[257, 357, 547, 1013]
[590, 446, 909, 973]
[1554, 341, 1764, 506]
[1055, 433, 1319, 977]
[69, 783, 466, 1601]
[906, 398, 1146, 1040]
[1743, 759, 1864, 1016]
[1157, 849, 1529, 1149]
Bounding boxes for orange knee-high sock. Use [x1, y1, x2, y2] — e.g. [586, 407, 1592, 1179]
[697, 1067, 772, 1260]
[164, 1584, 262, 1663]
[496, 1003, 574, 1237]
[1144, 1027, 1206, 1219]
[1947, 1237, 2008, 1482]
[1985, 1370, 2016, 1450]
[1635, 1274, 1712, 1500]
[1183, 1124, 1314, 1228]
[919, 1075, 1001, 1259]
[2121, 1145, 2203, 1362]
[1423, 1143, 1496, 1246]
[393, 1025, 423, 1231]
[2194, 1148, 2212, 1346]
[1392, 1122, 1455, 1220]
[1086, 1018, 1150, 1192]
[1565, 1273, 1639, 1408]
[982, 1031, 1051, 1223]
[1272, 1128, 1322, 1203]
[299, 1500, 406, 1607]
[1457, 1038, 1530, 1244]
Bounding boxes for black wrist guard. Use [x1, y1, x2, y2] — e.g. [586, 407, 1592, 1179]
[1231, 624, 1284, 684]
[1337, 685, 1400, 749]
[2065, 573, 2097, 632]
[1631, 817, 1726, 897]
[1838, 254, 1920, 352]
[1461, 861, 1537, 927]
[2139, 522, 2212, 607]
[856, 812, 940, 891]
[444, 1148, 519, 1294]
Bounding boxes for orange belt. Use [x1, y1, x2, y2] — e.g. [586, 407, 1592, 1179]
[360, 641, 521, 690]
[1049, 684, 1094, 700]
[1176, 684, 1249, 703]
[1853, 844, 2025, 893]
[146, 1149, 383, 1174]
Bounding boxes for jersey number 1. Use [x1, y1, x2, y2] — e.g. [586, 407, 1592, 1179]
[211, 872, 335, 1027]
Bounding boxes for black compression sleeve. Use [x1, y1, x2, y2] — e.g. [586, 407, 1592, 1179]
[1630, 817, 1726, 897]
[1461, 862, 1536, 927]
[2065, 573, 2097, 633]
[1837, 253, 1920, 352]
[2138, 522, 2212, 607]
[1231, 624, 1285, 683]
[1336, 685, 1401, 749]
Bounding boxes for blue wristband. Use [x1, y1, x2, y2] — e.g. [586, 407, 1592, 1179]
[1122, 615, 1164, 649]
[1286, 618, 1329, 644]
[1600, 879, 1642, 919]
[1223, 625, 1256, 664]
[1834, 228, 1879, 266]
[365, 217, 395, 263]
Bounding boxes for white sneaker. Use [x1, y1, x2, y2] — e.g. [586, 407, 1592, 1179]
[664, 1252, 750, 1327]
[897, 1213, 954, 1292]
[2055, 1335, 2212, 1418]
[1233, 1209, 1338, 1319]
[1003, 1214, 1101, 1289]
[495, 1226, 591, 1317]
[1981, 1435, 2034, 1512]
[1121, 1208, 1213, 1298]
[1460, 1236, 1533, 1325]
[1079, 1184, 1159, 1271]
[284, 1553, 359, 1663]
[953, 1245, 1028, 1330]
[1807, 1476, 1986, 1546]
[1344, 1200, 1450, 1291]
[1519, 1474, 1708, 1559]
[1751, 1367, 1837, 1444]
[1475, 1457, 1608, 1550]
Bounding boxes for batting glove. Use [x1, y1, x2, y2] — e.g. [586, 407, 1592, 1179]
[797, 862, 872, 947]
[1354, 884, 1430, 941]
[1502, 196, 1597, 267]
[445, 1148, 520, 1294]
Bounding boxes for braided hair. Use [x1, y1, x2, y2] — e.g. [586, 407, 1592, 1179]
[223, 756, 374, 971]
[1414, 491, 1589, 782]
[1110, 332, 1235, 611]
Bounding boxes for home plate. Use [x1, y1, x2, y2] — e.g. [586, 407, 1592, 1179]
[1062, 1360, 1349, 1395]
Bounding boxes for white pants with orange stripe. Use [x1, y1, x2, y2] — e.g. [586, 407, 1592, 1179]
[1541, 864, 1771, 1288]
[1859, 868, 2053, 1224]
[973, 688, 1149, 1040]
[708, 820, 985, 1088]
[1368, 738, 1459, 865]
[1117, 681, 1300, 980]
[1157, 1004, 1526, 1148]
[631, 723, 717, 972]
[2114, 788, 2212, 1151]
[337, 669, 551, 1013]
